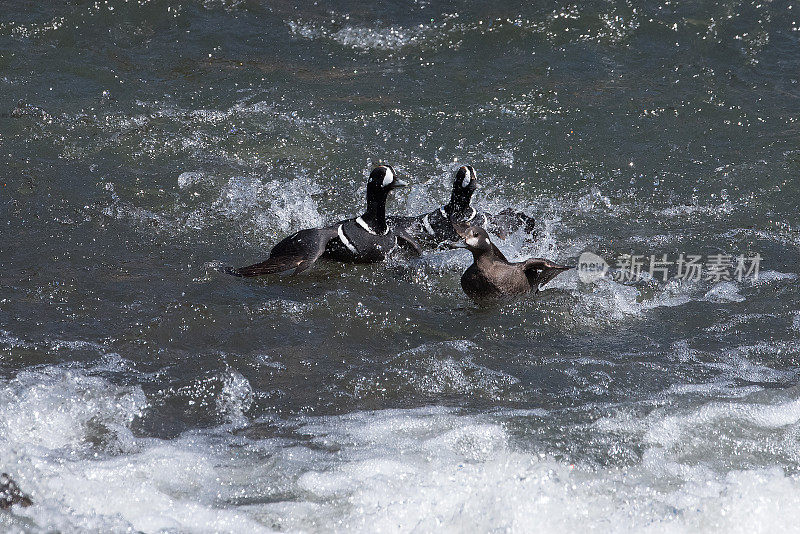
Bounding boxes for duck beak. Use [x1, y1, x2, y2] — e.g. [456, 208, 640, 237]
[390, 178, 408, 189]
[441, 240, 467, 250]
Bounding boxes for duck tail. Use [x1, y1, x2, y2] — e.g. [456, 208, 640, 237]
[523, 259, 572, 289]
[232, 257, 301, 277]
[217, 265, 244, 277]
[535, 263, 572, 288]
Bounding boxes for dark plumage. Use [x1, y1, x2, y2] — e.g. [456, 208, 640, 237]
[388, 165, 537, 252]
[0, 473, 32, 510]
[451, 226, 571, 304]
[235, 165, 417, 276]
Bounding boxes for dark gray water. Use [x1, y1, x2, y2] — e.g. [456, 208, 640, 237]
[1, 0, 799, 531]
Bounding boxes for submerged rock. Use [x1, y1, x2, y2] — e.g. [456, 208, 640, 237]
[0, 473, 32, 510]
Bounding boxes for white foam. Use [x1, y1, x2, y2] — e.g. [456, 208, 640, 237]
[333, 25, 418, 51]
[287, 20, 433, 52]
[212, 174, 324, 240]
[0, 367, 146, 453]
[6, 368, 800, 533]
[664, 381, 760, 398]
[177, 171, 206, 189]
[704, 281, 745, 303]
[247, 299, 312, 323]
[748, 270, 797, 286]
[217, 370, 254, 428]
[256, 403, 800, 533]
[37, 443, 274, 533]
[709, 343, 798, 384]
[392, 340, 520, 398]
[564, 276, 693, 325]
[0, 366, 272, 533]
[642, 397, 800, 447]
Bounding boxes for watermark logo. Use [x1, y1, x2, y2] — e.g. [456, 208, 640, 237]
[577, 252, 761, 283]
[577, 251, 609, 283]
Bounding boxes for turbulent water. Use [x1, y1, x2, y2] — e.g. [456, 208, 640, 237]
[1, 0, 799, 532]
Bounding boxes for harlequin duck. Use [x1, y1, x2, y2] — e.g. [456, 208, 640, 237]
[235, 165, 418, 276]
[449, 226, 571, 304]
[388, 165, 537, 251]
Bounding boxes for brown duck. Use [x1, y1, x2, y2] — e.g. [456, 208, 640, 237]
[450, 226, 571, 303]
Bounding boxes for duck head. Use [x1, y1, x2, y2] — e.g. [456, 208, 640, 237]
[444, 225, 493, 257]
[448, 165, 477, 212]
[363, 164, 407, 232]
[463, 225, 493, 254]
[367, 165, 407, 198]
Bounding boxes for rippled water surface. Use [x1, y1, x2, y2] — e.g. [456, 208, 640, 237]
[1, 0, 800, 532]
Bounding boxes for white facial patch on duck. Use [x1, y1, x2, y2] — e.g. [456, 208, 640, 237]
[461, 170, 471, 188]
[466, 235, 481, 248]
[381, 167, 394, 187]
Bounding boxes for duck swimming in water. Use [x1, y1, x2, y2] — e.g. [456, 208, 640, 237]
[388, 165, 537, 251]
[449, 226, 571, 304]
[235, 165, 418, 276]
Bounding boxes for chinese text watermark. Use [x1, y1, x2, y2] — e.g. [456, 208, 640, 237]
[578, 252, 761, 284]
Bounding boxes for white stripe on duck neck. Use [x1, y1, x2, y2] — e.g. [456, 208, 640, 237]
[337, 224, 358, 253]
[355, 216, 388, 235]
